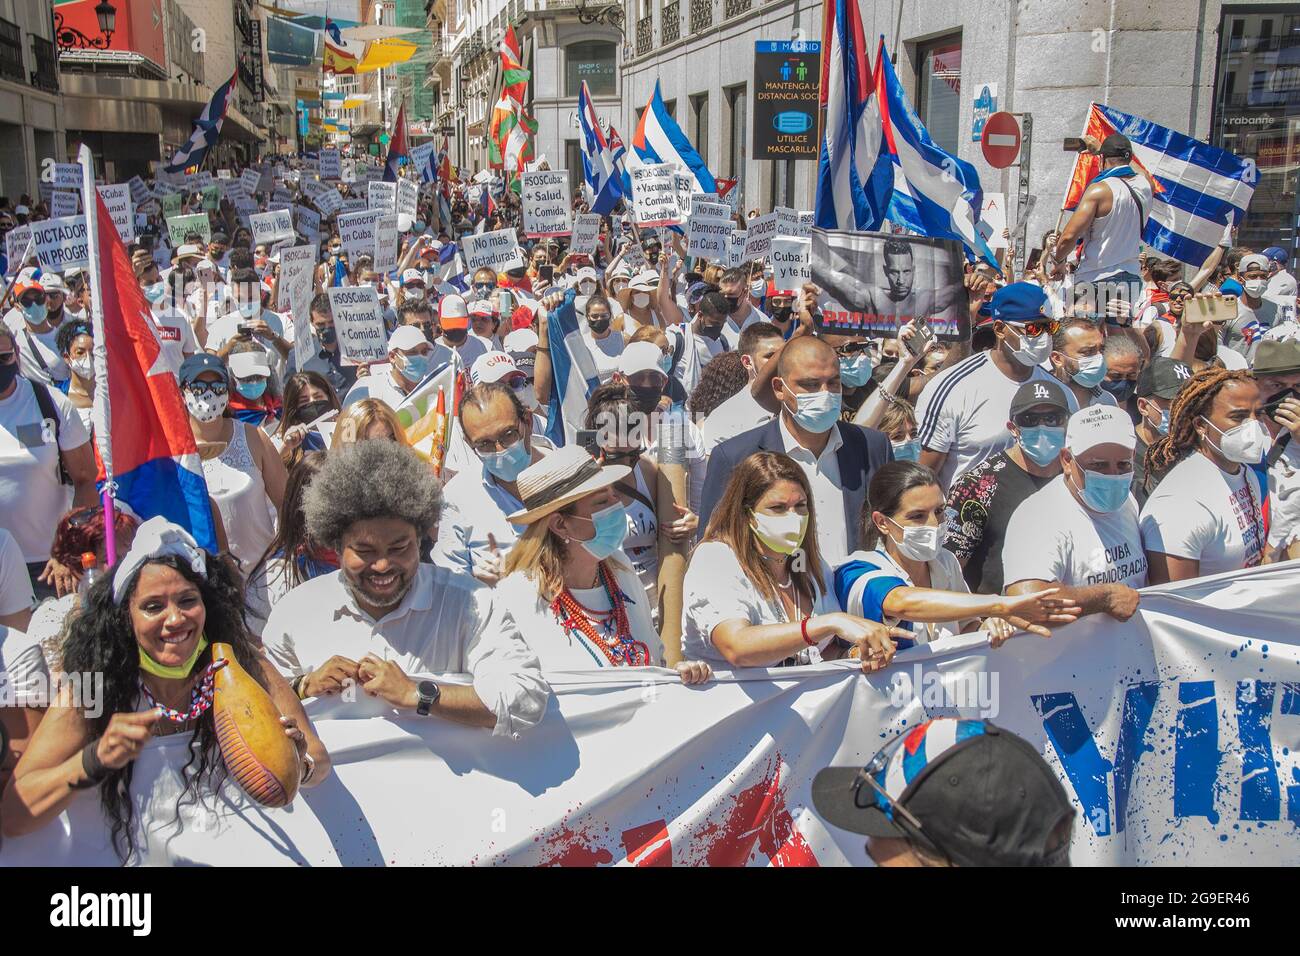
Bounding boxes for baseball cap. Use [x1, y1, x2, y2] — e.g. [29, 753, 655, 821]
[40, 273, 68, 295]
[619, 341, 669, 379]
[686, 280, 712, 308]
[471, 350, 524, 386]
[811, 718, 1075, 867]
[14, 276, 43, 297]
[401, 268, 425, 286]
[503, 328, 539, 353]
[1135, 357, 1193, 399]
[989, 282, 1049, 324]
[574, 266, 599, 284]
[1010, 378, 1070, 418]
[388, 325, 430, 352]
[227, 351, 271, 379]
[1240, 253, 1270, 273]
[178, 352, 229, 385]
[629, 270, 659, 292]
[439, 293, 469, 330]
[1251, 339, 1300, 377]
[14, 204, 29, 215]
[1099, 133, 1132, 158]
[1261, 246, 1287, 264]
[1220, 277, 1244, 297]
[210, 231, 230, 245]
[469, 298, 496, 318]
[1066, 404, 1136, 455]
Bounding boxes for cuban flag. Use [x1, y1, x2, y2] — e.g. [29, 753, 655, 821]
[875, 38, 996, 265]
[543, 289, 602, 448]
[814, 0, 890, 231]
[383, 102, 409, 183]
[164, 71, 236, 173]
[88, 191, 217, 552]
[1063, 103, 1257, 266]
[629, 81, 716, 194]
[607, 124, 631, 197]
[577, 81, 624, 215]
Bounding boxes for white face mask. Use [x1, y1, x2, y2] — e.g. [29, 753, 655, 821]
[184, 389, 228, 423]
[888, 517, 946, 563]
[632, 292, 651, 309]
[405, 288, 425, 301]
[579, 281, 597, 295]
[516, 384, 537, 410]
[1202, 416, 1270, 465]
[1243, 278, 1267, 297]
[1008, 328, 1054, 367]
[70, 356, 94, 381]
[750, 510, 808, 555]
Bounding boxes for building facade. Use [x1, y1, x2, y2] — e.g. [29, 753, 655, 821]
[0, 0, 64, 198]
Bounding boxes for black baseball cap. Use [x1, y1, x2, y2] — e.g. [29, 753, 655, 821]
[1135, 357, 1193, 399]
[1099, 133, 1133, 158]
[1010, 378, 1070, 417]
[812, 718, 1075, 867]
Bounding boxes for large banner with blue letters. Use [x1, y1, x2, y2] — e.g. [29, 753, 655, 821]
[3, 562, 1296, 865]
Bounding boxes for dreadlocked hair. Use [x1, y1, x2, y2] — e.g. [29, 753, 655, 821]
[1144, 367, 1256, 481]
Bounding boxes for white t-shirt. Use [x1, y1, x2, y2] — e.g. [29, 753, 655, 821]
[915, 351, 1058, 490]
[1139, 451, 1264, 575]
[0, 625, 49, 707]
[701, 384, 773, 453]
[145, 306, 199, 377]
[0, 378, 89, 561]
[582, 329, 625, 382]
[206, 309, 288, 382]
[0, 527, 34, 616]
[1002, 474, 1148, 589]
[437, 333, 491, 371]
[3, 310, 69, 387]
[342, 365, 413, 410]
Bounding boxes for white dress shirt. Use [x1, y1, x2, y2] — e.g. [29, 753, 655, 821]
[778, 413, 848, 564]
[262, 563, 550, 738]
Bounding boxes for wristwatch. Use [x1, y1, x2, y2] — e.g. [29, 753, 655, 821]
[415, 680, 441, 716]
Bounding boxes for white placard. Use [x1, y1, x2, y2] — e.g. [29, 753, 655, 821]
[521, 170, 572, 238]
[770, 237, 812, 292]
[326, 286, 388, 365]
[127, 176, 150, 207]
[686, 215, 735, 262]
[630, 163, 681, 227]
[727, 230, 748, 268]
[293, 204, 321, 243]
[461, 227, 524, 272]
[622, 239, 649, 272]
[278, 244, 316, 313]
[409, 142, 435, 181]
[691, 197, 731, 221]
[337, 209, 383, 260]
[396, 179, 419, 219]
[30, 215, 89, 271]
[742, 212, 779, 262]
[216, 169, 232, 180]
[250, 209, 295, 245]
[373, 214, 400, 273]
[270, 188, 294, 210]
[367, 181, 396, 213]
[240, 169, 262, 196]
[796, 210, 814, 239]
[96, 184, 135, 243]
[775, 206, 800, 237]
[51, 191, 79, 218]
[53, 163, 84, 190]
[165, 213, 211, 246]
[4, 224, 31, 275]
[977, 192, 1009, 250]
[340, 197, 368, 214]
[314, 188, 344, 218]
[319, 149, 341, 180]
[674, 172, 693, 220]
[570, 214, 602, 255]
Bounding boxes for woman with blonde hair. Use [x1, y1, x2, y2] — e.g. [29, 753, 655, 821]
[329, 398, 410, 449]
[492, 445, 711, 682]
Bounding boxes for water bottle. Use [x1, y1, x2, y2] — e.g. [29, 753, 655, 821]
[80, 552, 98, 594]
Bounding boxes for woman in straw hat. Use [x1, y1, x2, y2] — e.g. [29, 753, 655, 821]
[495, 446, 711, 682]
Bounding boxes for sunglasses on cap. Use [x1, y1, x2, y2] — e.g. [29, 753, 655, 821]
[848, 733, 951, 862]
[1006, 318, 1059, 338]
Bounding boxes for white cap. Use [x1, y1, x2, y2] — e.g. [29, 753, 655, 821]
[439, 293, 468, 320]
[388, 325, 430, 353]
[503, 328, 539, 353]
[401, 267, 425, 285]
[14, 204, 28, 215]
[619, 341, 668, 379]
[629, 270, 659, 291]
[574, 266, 599, 284]
[176, 243, 204, 259]
[469, 298, 496, 317]
[471, 350, 523, 385]
[228, 351, 272, 379]
[40, 273, 68, 295]
[1066, 405, 1136, 455]
[1240, 253, 1270, 273]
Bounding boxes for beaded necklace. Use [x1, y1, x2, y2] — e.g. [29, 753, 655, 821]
[139, 660, 228, 723]
[549, 563, 651, 667]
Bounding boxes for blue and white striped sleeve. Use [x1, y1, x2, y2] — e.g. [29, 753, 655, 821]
[834, 557, 906, 623]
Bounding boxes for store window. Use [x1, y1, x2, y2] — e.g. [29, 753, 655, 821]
[566, 41, 617, 97]
[916, 34, 961, 153]
[1212, 7, 1300, 269]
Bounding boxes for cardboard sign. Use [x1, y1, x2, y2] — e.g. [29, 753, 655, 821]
[30, 215, 89, 271]
[240, 169, 262, 196]
[775, 206, 800, 237]
[409, 142, 435, 181]
[674, 173, 694, 221]
[742, 212, 780, 261]
[686, 215, 734, 262]
[337, 209, 383, 260]
[770, 237, 811, 292]
[397, 179, 419, 219]
[96, 184, 134, 243]
[727, 230, 748, 268]
[5, 224, 32, 275]
[251, 209, 295, 245]
[127, 176, 151, 207]
[161, 192, 183, 219]
[165, 213, 211, 246]
[53, 163, 84, 190]
[521, 170, 572, 238]
[200, 185, 221, 211]
[461, 227, 524, 272]
[293, 204, 321, 243]
[373, 214, 400, 273]
[51, 191, 79, 218]
[367, 180, 396, 214]
[630, 164, 681, 227]
[326, 286, 388, 365]
[314, 188, 344, 218]
[277, 244, 316, 313]
[319, 149, 341, 180]
[977, 192, 1008, 250]
[570, 213, 602, 255]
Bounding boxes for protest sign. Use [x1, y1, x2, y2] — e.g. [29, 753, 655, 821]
[631, 163, 681, 227]
[319, 148, 341, 180]
[251, 209, 295, 245]
[277, 243, 316, 314]
[462, 227, 524, 272]
[977, 192, 1009, 250]
[570, 214, 602, 255]
[743, 212, 780, 261]
[397, 179, 419, 219]
[797, 210, 814, 238]
[674, 172, 694, 219]
[775, 206, 800, 237]
[293, 204, 321, 243]
[686, 215, 735, 262]
[409, 142, 435, 181]
[341, 197, 368, 214]
[373, 214, 400, 273]
[50, 191, 79, 218]
[4, 224, 31, 275]
[314, 188, 344, 218]
[161, 192, 183, 219]
[521, 170, 572, 238]
[337, 209, 382, 260]
[96, 184, 134, 243]
[727, 230, 748, 268]
[30, 215, 88, 271]
[194, 171, 213, 189]
[37, 181, 53, 203]
[367, 181, 396, 214]
[326, 286, 388, 365]
[240, 169, 262, 196]
[216, 169, 232, 180]
[200, 185, 220, 211]
[52, 162, 84, 190]
[270, 188, 294, 210]
[127, 175, 150, 207]
[770, 237, 811, 292]
[165, 213, 211, 247]
[622, 239, 650, 272]
[690, 197, 731, 221]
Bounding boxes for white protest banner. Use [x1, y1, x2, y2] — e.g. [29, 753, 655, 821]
[977, 191, 1009, 250]
[521, 170, 572, 238]
[622, 239, 650, 272]
[341, 158, 356, 183]
[742, 212, 779, 262]
[686, 215, 735, 262]
[7, 563, 1297, 867]
[52, 162, 84, 190]
[341, 197, 368, 214]
[30, 215, 88, 271]
[326, 286, 388, 365]
[570, 213, 602, 255]
[462, 227, 524, 272]
[314, 188, 344, 218]
[797, 210, 814, 239]
[240, 169, 262, 196]
[367, 180, 396, 214]
[293, 204, 320, 243]
[277, 244, 316, 313]
[631, 163, 681, 227]
[674, 172, 693, 219]
[775, 205, 800, 237]
[319, 148, 341, 180]
[337, 208, 383, 260]
[770, 237, 811, 292]
[727, 229, 748, 268]
[250, 209, 295, 245]
[216, 169, 232, 180]
[194, 171, 214, 189]
[270, 188, 294, 210]
[397, 179, 419, 219]
[165, 213, 211, 246]
[690, 197, 731, 221]
[4, 224, 31, 275]
[96, 184, 134, 243]
[409, 142, 435, 181]
[50, 191, 79, 218]
[127, 175, 150, 207]
[373, 214, 400, 273]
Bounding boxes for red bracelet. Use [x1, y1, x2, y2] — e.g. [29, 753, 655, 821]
[801, 616, 815, 647]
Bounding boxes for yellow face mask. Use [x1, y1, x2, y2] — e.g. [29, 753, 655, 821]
[138, 634, 210, 679]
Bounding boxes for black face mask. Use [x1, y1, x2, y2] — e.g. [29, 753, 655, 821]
[316, 325, 337, 346]
[588, 316, 611, 335]
[444, 328, 468, 345]
[629, 385, 663, 414]
[725, 295, 743, 315]
[698, 318, 725, 341]
[296, 399, 335, 424]
[772, 306, 794, 324]
[0, 361, 18, 392]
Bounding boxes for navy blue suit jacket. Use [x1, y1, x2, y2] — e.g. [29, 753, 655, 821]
[699, 417, 895, 555]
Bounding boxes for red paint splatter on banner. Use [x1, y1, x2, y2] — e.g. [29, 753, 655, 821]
[622, 819, 672, 867]
[688, 755, 819, 867]
[536, 811, 615, 867]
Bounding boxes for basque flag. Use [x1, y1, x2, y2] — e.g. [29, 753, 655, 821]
[628, 81, 715, 194]
[164, 71, 236, 173]
[814, 0, 890, 231]
[88, 192, 217, 551]
[577, 81, 623, 215]
[1063, 103, 1257, 266]
[543, 288, 603, 448]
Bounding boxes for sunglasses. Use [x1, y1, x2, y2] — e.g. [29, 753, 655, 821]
[184, 380, 228, 397]
[20, 293, 46, 306]
[835, 341, 874, 356]
[1007, 319, 1059, 338]
[850, 734, 928, 834]
[1014, 410, 1067, 428]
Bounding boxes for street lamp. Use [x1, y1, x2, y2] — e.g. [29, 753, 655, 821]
[575, 0, 624, 32]
[94, 0, 117, 38]
[53, 0, 117, 50]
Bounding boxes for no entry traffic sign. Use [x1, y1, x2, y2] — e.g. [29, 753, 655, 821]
[981, 111, 1022, 168]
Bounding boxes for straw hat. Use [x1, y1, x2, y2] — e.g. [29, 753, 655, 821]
[507, 444, 630, 524]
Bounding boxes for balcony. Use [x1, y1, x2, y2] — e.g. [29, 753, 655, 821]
[30, 36, 58, 93]
[636, 14, 652, 57]
[689, 0, 712, 33]
[723, 0, 750, 18]
[0, 18, 22, 84]
[662, 1, 679, 44]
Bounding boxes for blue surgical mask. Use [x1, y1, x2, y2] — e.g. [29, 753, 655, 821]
[414, 221, 427, 233]
[891, 439, 921, 462]
[238, 300, 260, 319]
[235, 379, 267, 400]
[578, 503, 629, 561]
[657, 353, 672, 375]
[839, 353, 873, 388]
[480, 437, 530, 482]
[142, 283, 166, 305]
[1018, 426, 1066, 467]
[398, 352, 431, 383]
[1075, 468, 1131, 514]
[1069, 353, 1107, 389]
[787, 390, 842, 434]
[1100, 378, 1135, 403]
